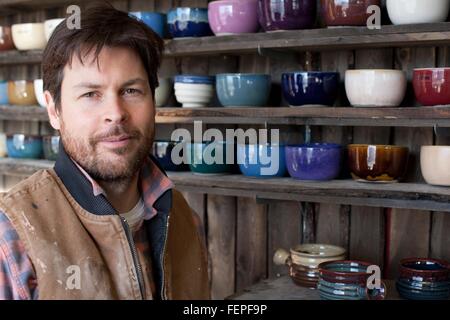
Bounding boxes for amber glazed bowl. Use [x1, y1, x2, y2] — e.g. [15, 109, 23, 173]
[348, 144, 409, 183]
[8, 80, 38, 106]
[0, 26, 15, 51]
[321, 0, 381, 27]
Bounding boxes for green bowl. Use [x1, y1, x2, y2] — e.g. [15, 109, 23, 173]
[188, 141, 235, 174]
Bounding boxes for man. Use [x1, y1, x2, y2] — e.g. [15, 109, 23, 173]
[0, 4, 209, 300]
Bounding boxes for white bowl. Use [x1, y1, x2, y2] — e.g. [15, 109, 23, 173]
[155, 78, 172, 107]
[387, 0, 450, 25]
[11, 23, 46, 50]
[421, 146, 450, 186]
[34, 79, 46, 108]
[174, 83, 214, 108]
[44, 18, 65, 42]
[345, 69, 407, 107]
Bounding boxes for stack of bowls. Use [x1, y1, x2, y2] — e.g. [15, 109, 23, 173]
[0, 26, 15, 51]
[345, 70, 407, 107]
[44, 18, 64, 42]
[216, 73, 271, 107]
[318, 260, 387, 300]
[129, 12, 166, 38]
[258, 0, 316, 32]
[274, 244, 347, 289]
[8, 80, 38, 106]
[209, 0, 259, 36]
[188, 141, 235, 175]
[396, 258, 450, 300]
[421, 146, 450, 186]
[348, 144, 409, 183]
[387, 0, 450, 25]
[0, 81, 8, 105]
[237, 143, 286, 178]
[282, 71, 340, 107]
[155, 78, 172, 107]
[413, 68, 450, 106]
[7, 134, 43, 159]
[43, 135, 60, 161]
[321, 0, 381, 27]
[174, 75, 215, 108]
[167, 8, 212, 38]
[11, 23, 46, 50]
[285, 143, 342, 181]
[152, 140, 189, 172]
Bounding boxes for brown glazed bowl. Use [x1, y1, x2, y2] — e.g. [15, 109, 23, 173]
[321, 0, 381, 26]
[8, 80, 38, 106]
[348, 144, 409, 183]
[0, 26, 15, 51]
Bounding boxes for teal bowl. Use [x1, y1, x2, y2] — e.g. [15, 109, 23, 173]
[7, 134, 43, 159]
[188, 141, 235, 174]
[216, 73, 271, 107]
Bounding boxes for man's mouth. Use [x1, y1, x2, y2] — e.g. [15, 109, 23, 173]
[98, 135, 135, 148]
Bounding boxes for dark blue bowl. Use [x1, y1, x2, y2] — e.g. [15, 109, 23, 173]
[7, 134, 43, 159]
[285, 143, 342, 181]
[168, 8, 213, 38]
[282, 72, 340, 107]
[152, 141, 189, 172]
[396, 278, 450, 300]
[174, 75, 215, 85]
[237, 144, 287, 178]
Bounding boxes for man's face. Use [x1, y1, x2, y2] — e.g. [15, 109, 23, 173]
[46, 46, 155, 181]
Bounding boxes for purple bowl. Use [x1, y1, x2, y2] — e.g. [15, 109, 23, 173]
[258, 0, 316, 32]
[286, 143, 342, 181]
[209, 0, 260, 36]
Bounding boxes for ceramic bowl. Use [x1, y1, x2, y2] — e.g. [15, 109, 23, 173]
[152, 140, 189, 172]
[321, 0, 381, 26]
[188, 141, 235, 175]
[318, 260, 386, 300]
[237, 144, 286, 178]
[421, 146, 450, 186]
[0, 81, 8, 105]
[397, 258, 450, 300]
[43, 135, 60, 161]
[285, 143, 342, 181]
[216, 73, 271, 107]
[258, 0, 316, 31]
[348, 144, 409, 183]
[33, 79, 46, 108]
[345, 69, 407, 107]
[413, 68, 450, 106]
[282, 72, 340, 107]
[129, 12, 166, 38]
[155, 78, 172, 107]
[8, 80, 37, 106]
[167, 8, 212, 38]
[6, 134, 43, 159]
[0, 26, 15, 51]
[387, 0, 450, 25]
[0, 133, 6, 157]
[209, 0, 259, 36]
[44, 18, 64, 42]
[174, 75, 215, 108]
[11, 23, 46, 51]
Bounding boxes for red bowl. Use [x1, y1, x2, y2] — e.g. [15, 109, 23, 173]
[413, 68, 450, 106]
[0, 26, 15, 51]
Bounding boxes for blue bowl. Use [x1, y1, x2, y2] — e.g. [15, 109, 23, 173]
[0, 81, 8, 105]
[216, 73, 271, 107]
[396, 278, 450, 300]
[237, 144, 286, 178]
[152, 141, 189, 172]
[129, 12, 166, 38]
[7, 134, 43, 159]
[285, 143, 342, 181]
[167, 8, 212, 38]
[174, 75, 215, 85]
[282, 72, 340, 107]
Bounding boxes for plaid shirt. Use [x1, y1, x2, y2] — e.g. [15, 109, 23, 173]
[0, 157, 174, 300]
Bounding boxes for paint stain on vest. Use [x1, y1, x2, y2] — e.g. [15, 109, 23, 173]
[32, 203, 39, 209]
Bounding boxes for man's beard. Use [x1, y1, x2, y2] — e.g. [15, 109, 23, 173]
[60, 122, 153, 184]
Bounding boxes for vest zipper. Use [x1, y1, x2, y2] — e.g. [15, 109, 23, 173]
[160, 214, 170, 300]
[119, 216, 146, 300]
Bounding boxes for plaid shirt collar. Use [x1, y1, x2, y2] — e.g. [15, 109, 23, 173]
[72, 157, 174, 220]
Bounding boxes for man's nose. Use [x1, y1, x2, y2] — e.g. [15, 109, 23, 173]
[103, 94, 129, 124]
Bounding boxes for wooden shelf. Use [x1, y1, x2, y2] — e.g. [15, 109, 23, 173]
[2, 22, 450, 64]
[2, 158, 450, 213]
[0, 0, 88, 16]
[3, 105, 450, 127]
[228, 276, 401, 300]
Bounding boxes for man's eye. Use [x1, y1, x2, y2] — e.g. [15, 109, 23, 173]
[82, 92, 98, 98]
[124, 88, 141, 95]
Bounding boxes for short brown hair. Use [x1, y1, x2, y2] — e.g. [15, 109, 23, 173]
[42, 2, 164, 110]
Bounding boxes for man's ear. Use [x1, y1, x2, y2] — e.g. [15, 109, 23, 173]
[45, 90, 61, 130]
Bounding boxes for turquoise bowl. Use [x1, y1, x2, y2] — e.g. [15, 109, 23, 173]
[7, 134, 43, 159]
[188, 141, 235, 174]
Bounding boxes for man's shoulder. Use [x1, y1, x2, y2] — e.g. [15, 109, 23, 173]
[0, 169, 54, 201]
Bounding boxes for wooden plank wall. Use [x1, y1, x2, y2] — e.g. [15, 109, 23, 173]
[0, 0, 448, 299]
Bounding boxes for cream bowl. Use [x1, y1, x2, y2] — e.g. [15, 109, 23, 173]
[34, 79, 46, 107]
[386, 0, 450, 25]
[44, 18, 65, 41]
[174, 83, 214, 108]
[11, 23, 46, 51]
[345, 69, 407, 107]
[421, 146, 450, 186]
[155, 78, 172, 107]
